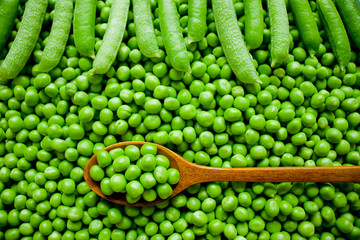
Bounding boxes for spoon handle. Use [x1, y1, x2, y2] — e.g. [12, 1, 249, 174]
[182, 164, 360, 184]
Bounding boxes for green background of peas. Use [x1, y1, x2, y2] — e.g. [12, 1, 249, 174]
[0, 0, 360, 240]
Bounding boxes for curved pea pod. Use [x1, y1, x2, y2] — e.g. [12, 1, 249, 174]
[159, 0, 191, 73]
[0, 0, 19, 53]
[92, 0, 130, 74]
[36, 0, 73, 73]
[267, 0, 290, 68]
[244, 0, 264, 50]
[289, 0, 321, 56]
[0, 0, 47, 80]
[335, 0, 360, 50]
[212, 0, 261, 84]
[188, 0, 207, 44]
[133, 0, 161, 58]
[317, 0, 351, 71]
[74, 0, 96, 59]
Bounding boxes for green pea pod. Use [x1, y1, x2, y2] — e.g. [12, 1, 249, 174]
[335, 0, 360, 50]
[289, 0, 321, 56]
[74, 0, 96, 59]
[0, 0, 19, 53]
[212, 0, 261, 84]
[244, 0, 264, 50]
[159, 0, 191, 73]
[92, 0, 130, 74]
[36, 0, 73, 73]
[133, 0, 161, 58]
[267, 0, 290, 68]
[0, 0, 47, 80]
[188, 0, 207, 44]
[317, 0, 351, 71]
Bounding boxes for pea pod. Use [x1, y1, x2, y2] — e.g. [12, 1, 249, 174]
[267, 0, 290, 67]
[92, 0, 130, 74]
[335, 0, 360, 50]
[74, 0, 96, 59]
[289, 0, 321, 56]
[0, 0, 19, 52]
[244, 0, 264, 50]
[159, 0, 191, 73]
[188, 0, 207, 44]
[212, 0, 261, 84]
[133, 0, 161, 58]
[0, 0, 47, 79]
[36, 0, 73, 73]
[317, 0, 351, 71]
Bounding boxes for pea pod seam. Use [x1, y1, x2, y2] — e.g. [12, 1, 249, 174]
[289, 0, 321, 57]
[36, 0, 73, 73]
[0, 0, 19, 53]
[92, 0, 130, 75]
[74, 0, 96, 59]
[188, 0, 207, 44]
[212, 0, 261, 84]
[0, 0, 47, 80]
[317, 0, 351, 71]
[267, 0, 290, 68]
[159, 0, 192, 73]
[244, 0, 264, 50]
[335, 0, 360, 50]
[133, 0, 162, 58]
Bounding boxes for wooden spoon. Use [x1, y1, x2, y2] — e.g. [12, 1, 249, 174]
[84, 141, 360, 206]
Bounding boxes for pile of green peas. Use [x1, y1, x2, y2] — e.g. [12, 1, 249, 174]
[0, 0, 360, 240]
[90, 143, 180, 203]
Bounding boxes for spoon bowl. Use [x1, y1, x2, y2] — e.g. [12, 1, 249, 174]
[84, 141, 360, 206]
[84, 141, 182, 206]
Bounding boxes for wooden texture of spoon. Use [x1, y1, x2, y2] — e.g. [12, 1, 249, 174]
[84, 141, 360, 206]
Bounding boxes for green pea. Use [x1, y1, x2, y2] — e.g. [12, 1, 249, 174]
[289, 88, 304, 106]
[167, 168, 180, 185]
[153, 166, 169, 184]
[156, 183, 173, 200]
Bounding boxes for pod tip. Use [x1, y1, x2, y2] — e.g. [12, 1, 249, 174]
[309, 50, 317, 58]
[187, 66, 192, 74]
[88, 69, 95, 77]
[153, 51, 163, 58]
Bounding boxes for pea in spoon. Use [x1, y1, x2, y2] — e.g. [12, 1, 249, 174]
[84, 141, 360, 206]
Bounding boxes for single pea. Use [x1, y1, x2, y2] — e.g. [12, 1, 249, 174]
[179, 105, 197, 120]
[286, 61, 302, 77]
[96, 150, 111, 168]
[90, 165, 105, 182]
[123, 164, 141, 181]
[191, 61, 207, 78]
[191, 210, 208, 227]
[167, 168, 180, 185]
[292, 47, 307, 62]
[250, 146, 267, 160]
[111, 154, 130, 172]
[336, 217, 354, 234]
[34, 73, 51, 88]
[156, 183, 173, 200]
[138, 154, 156, 172]
[153, 62, 168, 78]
